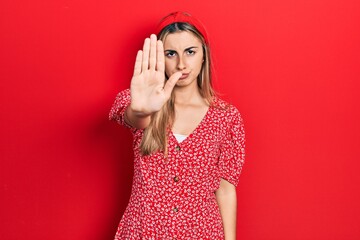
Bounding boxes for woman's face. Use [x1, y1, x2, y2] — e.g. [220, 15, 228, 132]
[163, 31, 204, 88]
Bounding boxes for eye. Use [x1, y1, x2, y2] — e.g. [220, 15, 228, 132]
[186, 49, 196, 55]
[165, 51, 176, 58]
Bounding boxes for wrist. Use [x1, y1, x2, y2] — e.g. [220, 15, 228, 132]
[129, 104, 152, 118]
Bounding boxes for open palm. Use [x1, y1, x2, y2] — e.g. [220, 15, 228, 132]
[130, 34, 181, 115]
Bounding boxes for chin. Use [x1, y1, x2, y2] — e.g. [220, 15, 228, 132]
[175, 79, 197, 88]
[175, 81, 187, 87]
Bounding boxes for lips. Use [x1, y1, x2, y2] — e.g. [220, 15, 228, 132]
[179, 73, 189, 80]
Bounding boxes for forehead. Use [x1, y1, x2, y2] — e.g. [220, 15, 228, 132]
[163, 31, 203, 50]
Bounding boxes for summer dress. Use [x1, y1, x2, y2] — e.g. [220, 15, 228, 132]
[109, 89, 245, 239]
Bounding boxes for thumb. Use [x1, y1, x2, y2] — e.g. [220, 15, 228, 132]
[163, 71, 182, 97]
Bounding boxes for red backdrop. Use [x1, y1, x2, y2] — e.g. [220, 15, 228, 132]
[1, 0, 360, 239]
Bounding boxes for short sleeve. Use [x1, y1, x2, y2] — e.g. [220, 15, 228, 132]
[218, 106, 245, 187]
[109, 88, 136, 131]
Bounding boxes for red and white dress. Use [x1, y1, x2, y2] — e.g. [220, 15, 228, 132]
[109, 89, 245, 239]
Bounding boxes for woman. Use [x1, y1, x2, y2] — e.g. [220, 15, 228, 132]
[110, 11, 245, 239]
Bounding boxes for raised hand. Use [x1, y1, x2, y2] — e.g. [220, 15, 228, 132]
[130, 34, 182, 116]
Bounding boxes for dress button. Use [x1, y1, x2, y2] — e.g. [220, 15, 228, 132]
[175, 146, 181, 151]
[173, 207, 178, 212]
[174, 176, 180, 182]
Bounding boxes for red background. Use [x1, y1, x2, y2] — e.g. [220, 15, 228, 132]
[1, 0, 360, 239]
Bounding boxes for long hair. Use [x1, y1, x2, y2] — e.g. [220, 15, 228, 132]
[139, 22, 215, 156]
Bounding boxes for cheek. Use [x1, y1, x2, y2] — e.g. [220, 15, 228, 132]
[190, 56, 204, 72]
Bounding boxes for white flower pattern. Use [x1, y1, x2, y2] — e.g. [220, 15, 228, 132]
[109, 89, 245, 239]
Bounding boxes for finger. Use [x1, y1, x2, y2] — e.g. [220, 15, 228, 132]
[156, 40, 165, 72]
[149, 34, 157, 70]
[133, 50, 143, 76]
[142, 38, 150, 71]
[163, 72, 182, 98]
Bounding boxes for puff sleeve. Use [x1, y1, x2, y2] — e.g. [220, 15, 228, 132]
[109, 88, 136, 131]
[218, 106, 246, 187]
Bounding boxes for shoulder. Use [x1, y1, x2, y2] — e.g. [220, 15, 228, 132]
[211, 95, 243, 122]
[112, 88, 131, 106]
[211, 96, 245, 141]
[116, 88, 131, 99]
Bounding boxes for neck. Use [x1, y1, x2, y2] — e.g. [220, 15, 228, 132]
[173, 85, 203, 105]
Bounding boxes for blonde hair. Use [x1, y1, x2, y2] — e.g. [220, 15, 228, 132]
[140, 22, 215, 155]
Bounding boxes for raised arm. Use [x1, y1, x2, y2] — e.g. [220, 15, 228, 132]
[126, 34, 182, 129]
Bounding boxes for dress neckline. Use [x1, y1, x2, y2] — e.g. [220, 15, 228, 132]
[169, 104, 213, 146]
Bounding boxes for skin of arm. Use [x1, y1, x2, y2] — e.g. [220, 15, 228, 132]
[124, 105, 151, 129]
[215, 178, 237, 240]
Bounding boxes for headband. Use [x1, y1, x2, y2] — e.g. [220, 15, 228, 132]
[155, 12, 209, 44]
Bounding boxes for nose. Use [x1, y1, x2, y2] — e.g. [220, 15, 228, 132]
[176, 56, 186, 70]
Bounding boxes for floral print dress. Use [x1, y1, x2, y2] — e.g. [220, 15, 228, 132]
[109, 89, 245, 239]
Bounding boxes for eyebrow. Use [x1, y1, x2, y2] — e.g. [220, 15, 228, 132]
[164, 46, 199, 52]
